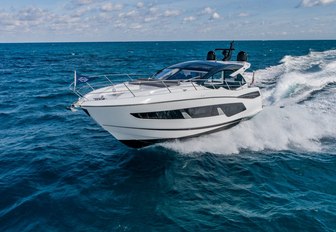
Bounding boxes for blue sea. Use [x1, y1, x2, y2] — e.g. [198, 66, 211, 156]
[1, 40, 336, 231]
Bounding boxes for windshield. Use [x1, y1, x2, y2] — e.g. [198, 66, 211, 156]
[153, 68, 179, 79]
[153, 68, 207, 80]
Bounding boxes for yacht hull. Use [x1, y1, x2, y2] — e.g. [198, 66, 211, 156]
[80, 88, 262, 148]
[119, 119, 241, 148]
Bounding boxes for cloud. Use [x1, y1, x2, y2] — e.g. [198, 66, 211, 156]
[238, 12, 249, 17]
[100, 3, 123, 12]
[71, 0, 93, 7]
[202, 7, 213, 15]
[0, 5, 94, 35]
[1, 0, 333, 42]
[6, 7, 56, 30]
[0, 11, 19, 31]
[136, 2, 144, 8]
[144, 16, 156, 22]
[149, 7, 158, 14]
[72, 6, 92, 17]
[78, 0, 92, 4]
[163, 10, 180, 17]
[129, 23, 142, 29]
[201, 6, 220, 20]
[18, 7, 47, 21]
[118, 10, 137, 18]
[298, 0, 336, 7]
[210, 12, 220, 20]
[183, 16, 196, 22]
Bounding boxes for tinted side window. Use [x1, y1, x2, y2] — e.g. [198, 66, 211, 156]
[185, 105, 218, 118]
[131, 103, 246, 119]
[208, 71, 223, 82]
[224, 70, 235, 80]
[220, 103, 246, 117]
[131, 110, 184, 119]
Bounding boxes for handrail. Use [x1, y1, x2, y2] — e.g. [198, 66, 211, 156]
[70, 72, 246, 101]
[161, 80, 171, 93]
[70, 73, 147, 96]
[123, 82, 135, 97]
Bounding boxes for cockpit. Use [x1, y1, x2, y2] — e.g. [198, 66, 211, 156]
[152, 60, 248, 89]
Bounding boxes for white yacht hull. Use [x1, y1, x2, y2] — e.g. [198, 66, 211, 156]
[80, 87, 262, 147]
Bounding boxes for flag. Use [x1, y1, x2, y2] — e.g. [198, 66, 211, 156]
[76, 73, 97, 84]
[73, 71, 98, 91]
[78, 76, 89, 83]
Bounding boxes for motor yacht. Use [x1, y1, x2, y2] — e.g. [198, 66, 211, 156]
[70, 42, 262, 148]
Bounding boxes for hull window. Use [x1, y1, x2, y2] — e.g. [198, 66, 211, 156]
[131, 110, 184, 119]
[238, 91, 260, 99]
[131, 103, 246, 120]
[220, 103, 246, 117]
[185, 105, 219, 118]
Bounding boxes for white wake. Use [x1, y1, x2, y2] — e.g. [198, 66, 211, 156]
[161, 49, 336, 154]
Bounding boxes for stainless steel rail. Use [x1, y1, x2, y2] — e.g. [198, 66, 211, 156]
[70, 72, 246, 100]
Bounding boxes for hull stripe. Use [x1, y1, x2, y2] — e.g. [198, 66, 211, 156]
[103, 119, 242, 131]
[82, 95, 260, 108]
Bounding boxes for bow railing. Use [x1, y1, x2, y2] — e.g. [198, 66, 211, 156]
[70, 71, 247, 100]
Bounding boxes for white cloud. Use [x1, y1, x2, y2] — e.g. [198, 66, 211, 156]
[18, 7, 47, 21]
[210, 12, 220, 20]
[129, 23, 142, 29]
[113, 20, 126, 28]
[201, 6, 220, 20]
[144, 16, 156, 22]
[163, 10, 180, 17]
[238, 12, 249, 17]
[1, 0, 335, 42]
[119, 10, 137, 18]
[100, 3, 123, 12]
[0, 5, 99, 35]
[72, 0, 93, 6]
[202, 7, 213, 14]
[298, 0, 336, 7]
[72, 6, 91, 17]
[0, 11, 20, 31]
[136, 2, 144, 8]
[183, 16, 196, 22]
[149, 7, 158, 14]
[79, 0, 92, 4]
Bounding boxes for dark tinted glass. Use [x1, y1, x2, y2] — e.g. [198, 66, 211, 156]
[131, 103, 246, 119]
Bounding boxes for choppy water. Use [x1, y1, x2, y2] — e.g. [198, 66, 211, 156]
[1, 41, 336, 231]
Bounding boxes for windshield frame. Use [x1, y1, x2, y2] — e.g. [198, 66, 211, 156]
[153, 68, 208, 81]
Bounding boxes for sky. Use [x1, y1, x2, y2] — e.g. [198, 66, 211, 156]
[0, 0, 335, 42]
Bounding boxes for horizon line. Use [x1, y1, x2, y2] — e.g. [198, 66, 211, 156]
[1, 39, 336, 44]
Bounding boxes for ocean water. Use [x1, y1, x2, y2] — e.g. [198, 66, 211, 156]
[1, 40, 336, 231]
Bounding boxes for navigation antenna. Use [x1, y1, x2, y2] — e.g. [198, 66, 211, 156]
[215, 41, 235, 61]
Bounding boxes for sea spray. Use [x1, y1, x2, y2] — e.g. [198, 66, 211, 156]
[162, 49, 336, 154]
[162, 105, 336, 154]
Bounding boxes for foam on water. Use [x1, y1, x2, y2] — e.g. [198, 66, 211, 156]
[162, 49, 336, 154]
[258, 49, 336, 106]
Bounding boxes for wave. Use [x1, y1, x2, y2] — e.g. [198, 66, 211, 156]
[162, 105, 336, 154]
[161, 49, 336, 154]
[256, 49, 336, 107]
